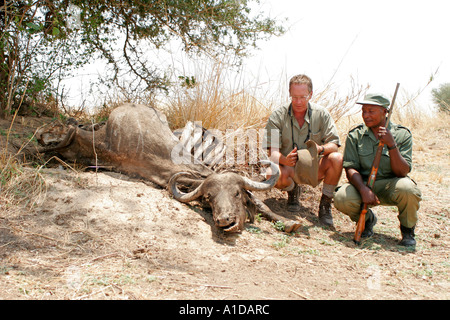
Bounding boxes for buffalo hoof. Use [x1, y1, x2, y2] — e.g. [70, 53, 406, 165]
[284, 220, 301, 233]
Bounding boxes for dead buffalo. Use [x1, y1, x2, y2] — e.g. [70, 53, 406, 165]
[36, 103, 301, 233]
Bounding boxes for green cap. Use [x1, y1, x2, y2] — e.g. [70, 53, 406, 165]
[356, 93, 391, 108]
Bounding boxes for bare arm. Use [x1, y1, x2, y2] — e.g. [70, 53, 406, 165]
[317, 142, 339, 156]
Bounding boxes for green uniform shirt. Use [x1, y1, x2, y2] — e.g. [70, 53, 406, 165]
[264, 102, 340, 156]
[343, 122, 413, 180]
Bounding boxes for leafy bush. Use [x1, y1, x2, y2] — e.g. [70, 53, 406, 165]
[431, 83, 450, 114]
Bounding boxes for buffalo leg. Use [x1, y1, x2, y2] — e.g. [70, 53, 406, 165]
[248, 192, 301, 233]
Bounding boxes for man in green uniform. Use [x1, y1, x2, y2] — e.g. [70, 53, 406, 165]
[334, 93, 422, 246]
[264, 74, 343, 227]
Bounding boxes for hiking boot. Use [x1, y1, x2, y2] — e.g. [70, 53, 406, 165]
[361, 209, 377, 238]
[399, 225, 416, 247]
[286, 184, 301, 212]
[318, 194, 334, 226]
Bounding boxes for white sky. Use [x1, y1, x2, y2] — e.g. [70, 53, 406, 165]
[245, 0, 450, 110]
[65, 0, 449, 113]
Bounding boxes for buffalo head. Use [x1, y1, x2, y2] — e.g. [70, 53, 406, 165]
[168, 160, 279, 233]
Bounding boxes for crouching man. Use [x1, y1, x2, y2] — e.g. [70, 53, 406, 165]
[264, 74, 343, 227]
[334, 93, 422, 246]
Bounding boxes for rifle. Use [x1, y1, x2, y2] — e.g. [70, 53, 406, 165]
[353, 83, 400, 245]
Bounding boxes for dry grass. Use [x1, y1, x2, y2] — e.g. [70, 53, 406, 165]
[0, 111, 46, 212]
[0, 154, 47, 213]
[163, 67, 367, 132]
[406, 111, 449, 188]
[162, 61, 276, 131]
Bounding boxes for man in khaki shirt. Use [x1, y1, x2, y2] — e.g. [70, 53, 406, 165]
[264, 74, 343, 227]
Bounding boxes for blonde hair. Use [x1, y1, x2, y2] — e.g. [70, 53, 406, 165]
[289, 74, 313, 93]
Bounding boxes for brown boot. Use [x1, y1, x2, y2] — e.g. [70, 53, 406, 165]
[286, 184, 301, 212]
[318, 194, 334, 227]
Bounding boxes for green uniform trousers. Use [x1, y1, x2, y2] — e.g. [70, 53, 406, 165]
[334, 177, 422, 228]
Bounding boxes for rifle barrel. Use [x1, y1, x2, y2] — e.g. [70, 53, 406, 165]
[385, 83, 400, 128]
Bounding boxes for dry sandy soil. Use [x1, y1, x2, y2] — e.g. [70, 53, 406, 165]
[0, 112, 448, 302]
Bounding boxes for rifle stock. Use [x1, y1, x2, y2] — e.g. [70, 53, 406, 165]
[354, 204, 368, 243]
[353, 83, 400, 245]
[353, 143, 384, 244]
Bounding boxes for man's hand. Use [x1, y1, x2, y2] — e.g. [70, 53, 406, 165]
[377, 126, 395, 148]
[284, 147, 298, 167]
[346, 168, 380, 205]
[359, 185, 380, 205]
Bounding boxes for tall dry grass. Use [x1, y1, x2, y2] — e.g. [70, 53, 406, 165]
[162, 61, 278, 132]
[0, 153, 47, 213]
[161, 61, 369, 138]
[396, 101, 449, 186]
[0, 107, 47, 213]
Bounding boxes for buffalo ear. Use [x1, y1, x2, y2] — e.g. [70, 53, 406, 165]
[244, 191, 257, 223]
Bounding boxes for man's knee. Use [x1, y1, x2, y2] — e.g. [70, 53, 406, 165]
[319, 152, 343, 182]
[322, 152, 343, 169]
[393, 177, 422, 202]
[274, 165, 295, 189]
[328, 152, 343, 166]
[333, 183, 361, 213]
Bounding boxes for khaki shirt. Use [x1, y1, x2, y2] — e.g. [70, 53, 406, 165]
[264, 102, 340, 156]
[343, 122, 413, 180]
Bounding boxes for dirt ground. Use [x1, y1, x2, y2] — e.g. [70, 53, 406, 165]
[0, 113, 448, 301]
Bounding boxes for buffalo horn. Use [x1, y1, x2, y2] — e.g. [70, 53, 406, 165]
[168, 172, 205, 202]
[242, 160, 280, 191]
[38, 126, 77, 153]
